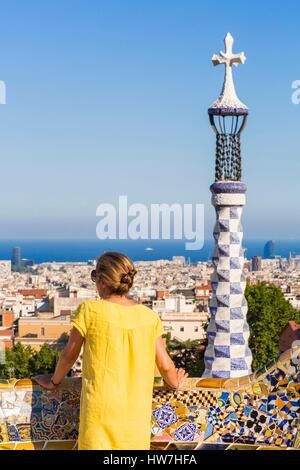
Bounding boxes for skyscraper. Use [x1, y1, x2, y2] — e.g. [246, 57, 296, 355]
[12, 247, 21, 267]
[264, 240, 275, 259]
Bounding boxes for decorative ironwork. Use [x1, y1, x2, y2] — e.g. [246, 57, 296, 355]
[210, 113, 247, 181]
[208, 33, 248, 182]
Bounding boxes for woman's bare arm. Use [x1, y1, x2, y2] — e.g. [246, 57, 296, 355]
[155, 336, 188, 389]
[34, 327, 84, 390]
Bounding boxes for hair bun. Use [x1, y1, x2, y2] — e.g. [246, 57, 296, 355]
[95, 252, 137, 295]
[120, 273, 130, 285]
[120, 269, 137, 286]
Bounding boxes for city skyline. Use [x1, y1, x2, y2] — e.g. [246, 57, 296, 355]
[0, 238, 299, 265]
[0, 1, 299, 239]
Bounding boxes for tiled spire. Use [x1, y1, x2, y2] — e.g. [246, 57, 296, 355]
[203, 35, 252, 378]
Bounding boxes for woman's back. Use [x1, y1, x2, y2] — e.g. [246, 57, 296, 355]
[72, 299, 163, 450]
[34, 252, 186, 450]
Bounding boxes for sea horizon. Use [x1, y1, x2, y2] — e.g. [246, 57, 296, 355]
[1, 238, 300, 264]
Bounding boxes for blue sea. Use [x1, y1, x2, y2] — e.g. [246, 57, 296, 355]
[1, 239, 300, 264]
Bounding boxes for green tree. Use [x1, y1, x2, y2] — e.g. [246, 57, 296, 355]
[0, 343, 34, 379]
[30, 344, 59, 375]
[164, 333, 206, 377]
[0, 348, 16, 379]
[0, 342, 60, 380]
[246, 282, 297, 370]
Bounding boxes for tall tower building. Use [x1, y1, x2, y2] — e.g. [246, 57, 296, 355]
[203, 33, 252, 378]
[12, 246, 21, 267]
[264, 240, 275, 259]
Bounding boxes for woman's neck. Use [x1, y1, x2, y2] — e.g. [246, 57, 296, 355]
[101, 294, 137, 306]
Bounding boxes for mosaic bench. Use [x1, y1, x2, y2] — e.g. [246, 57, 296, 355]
[0, 346, 299, 450]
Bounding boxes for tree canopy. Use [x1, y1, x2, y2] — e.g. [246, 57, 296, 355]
[164, 333, 206, 377]
[246, 282, 299, 370]
[0, 343, 59, 380]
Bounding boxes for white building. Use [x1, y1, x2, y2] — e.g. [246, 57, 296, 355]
[284, 293, 300, 310]
[153, 295, 194, 314]
[152, 295, 207, 342]
[0, 261, 11, 280]
[172, 256, 185, 266]
[51, 286, 97, 317]
[160, 310, 207, 342]
[130, 287, 156, 299]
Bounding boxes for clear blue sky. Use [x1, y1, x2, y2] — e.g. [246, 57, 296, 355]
[0, 0, 299, 239]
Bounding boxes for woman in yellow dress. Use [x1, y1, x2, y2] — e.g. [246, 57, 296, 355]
[35, 252, 188, 450]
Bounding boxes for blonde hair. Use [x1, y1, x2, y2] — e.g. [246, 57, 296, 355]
[95, 252, 137, 295]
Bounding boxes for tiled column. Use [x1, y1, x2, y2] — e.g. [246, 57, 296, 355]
[203, 181, 252, 378]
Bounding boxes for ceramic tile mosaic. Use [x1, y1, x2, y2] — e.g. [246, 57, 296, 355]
[0, 346, 299, 450]
[151, 346, 300, 449]
[203, 181, 252, 378]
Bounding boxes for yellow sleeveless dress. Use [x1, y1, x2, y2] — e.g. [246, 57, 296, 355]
[71, 299, 164, 450]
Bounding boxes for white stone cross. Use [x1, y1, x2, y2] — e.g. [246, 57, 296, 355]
[212, 32, 246, 68]
[210, 33, 248, 112]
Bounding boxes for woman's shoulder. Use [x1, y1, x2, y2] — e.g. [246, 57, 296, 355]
[134, 303, 160, 321]
[77, 299, 103, 313]
[79, 299, 158, 319]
